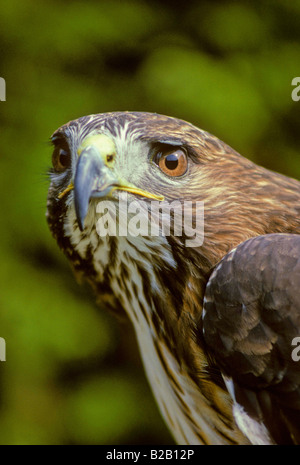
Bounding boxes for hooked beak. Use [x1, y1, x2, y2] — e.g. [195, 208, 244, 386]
[58, 135, 164, 230]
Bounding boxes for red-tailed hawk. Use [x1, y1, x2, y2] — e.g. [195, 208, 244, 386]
[47, 112, 300, 444]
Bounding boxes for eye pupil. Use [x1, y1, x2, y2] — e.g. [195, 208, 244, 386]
[59, 149, 70, 168]
[156, 148, 188, 177]
[52, 144, 71, 172]
[165, 154, 179, 170]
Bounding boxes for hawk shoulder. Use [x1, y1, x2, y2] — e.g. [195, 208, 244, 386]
[202, 234, 300, 444]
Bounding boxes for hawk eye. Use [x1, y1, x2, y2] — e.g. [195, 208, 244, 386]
[52, 146, 71, 172]
[155, 149, 188, 177]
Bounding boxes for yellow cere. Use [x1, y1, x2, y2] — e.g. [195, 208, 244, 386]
[77, 134, 116, 163]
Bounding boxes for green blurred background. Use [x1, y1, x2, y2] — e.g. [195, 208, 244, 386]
[0, 0, 300, 445]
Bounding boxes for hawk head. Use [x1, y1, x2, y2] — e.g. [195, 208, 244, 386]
[46, 112, 300, 445]
[47, 111, 300, 276]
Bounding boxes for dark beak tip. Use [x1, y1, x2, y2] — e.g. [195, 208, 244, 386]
[75, 203, 87, 232]
[78, 220, 85, 232]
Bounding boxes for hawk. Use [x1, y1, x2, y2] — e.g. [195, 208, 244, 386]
[47, 112, 300, 445]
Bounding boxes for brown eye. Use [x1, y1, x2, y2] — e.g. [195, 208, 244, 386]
[156, 149, 188, 177]
[52, 147, 71, 172]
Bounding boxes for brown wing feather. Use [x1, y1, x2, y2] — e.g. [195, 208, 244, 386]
[203, 234, 300, 444]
